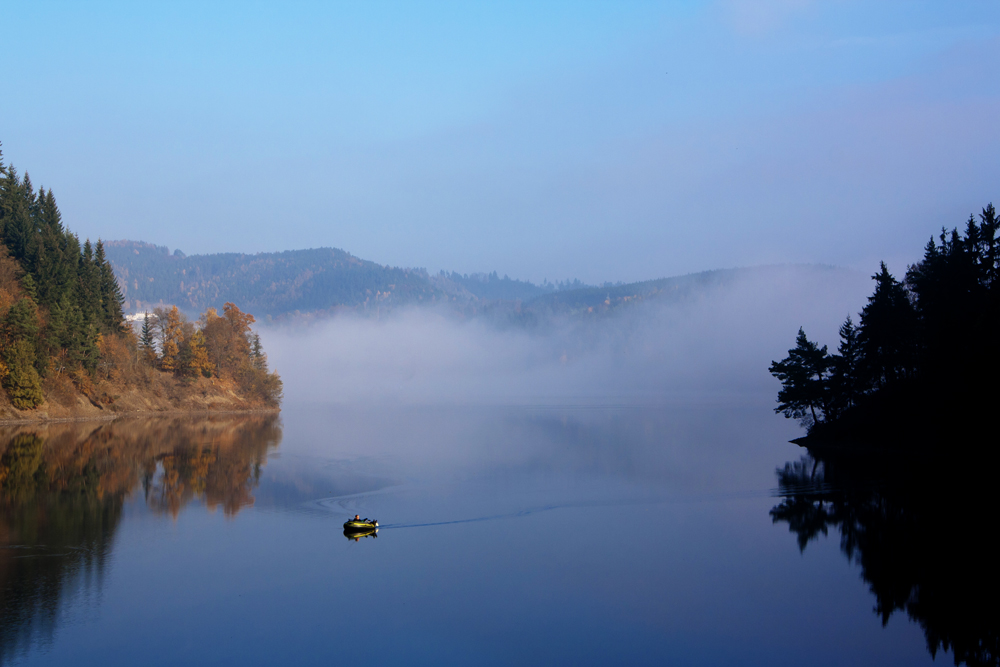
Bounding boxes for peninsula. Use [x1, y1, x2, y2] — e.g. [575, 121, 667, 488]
[0, 144, 281, 422]
[770, 203, 998, 451]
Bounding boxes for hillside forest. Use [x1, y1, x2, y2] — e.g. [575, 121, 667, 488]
[105, 240, 595, 319]
[106, 238, 791, 331]
[770, 203, 999, 445]
[0, 144, 281, 415]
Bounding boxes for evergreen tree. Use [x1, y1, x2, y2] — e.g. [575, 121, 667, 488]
[3, 297, 40, 343]
[95, 240, 124, 329]
[20, 273, 37, 302]
[826, 316, 862, 418]
[140, 313, 155, 352]
[770, 328, 832, 427]
[138, 312, 157, 366]
[250, 333, 266, 370]
[858, 263, 917, 390]
[0, 166, 35, 263]
[775, 202, 1000, 440]
[78, 239, 101, 327]
[1, 297, 45, 408]
[2, 339, 44, 409]
[979, 203, 999, 287]
[906, 208, 999, 385]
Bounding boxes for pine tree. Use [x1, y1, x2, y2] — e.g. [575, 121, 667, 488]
[858, 263, 917, 389]
[140, 312, 155, 351]
[20, 273, 37, 302]
[770, 328, 832, 427]
[0, 166, 36, 263]
[2, 338, 44, 409]
[95, 240, 124, 329]
[980, 203, 999, 287]
[826, 316, 862, 418]
[79, 239, 102, 327]
[3, 297, 40, 342]
[250, 333, 266, 370]
[34, 188, 66, 305]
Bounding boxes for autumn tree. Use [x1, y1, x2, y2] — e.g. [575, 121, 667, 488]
[180, 329, 214, 378]
[155, 306, 184, 372]
[201, 302, 254, 376]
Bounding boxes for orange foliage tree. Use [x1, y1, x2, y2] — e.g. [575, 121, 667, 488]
[155, 306, 183, 372]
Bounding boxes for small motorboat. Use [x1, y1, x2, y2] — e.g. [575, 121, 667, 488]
[343, 517, 378, 541]
[344, 518, 378, 531]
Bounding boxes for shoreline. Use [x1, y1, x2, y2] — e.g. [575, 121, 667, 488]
[0, 407, 281, 426]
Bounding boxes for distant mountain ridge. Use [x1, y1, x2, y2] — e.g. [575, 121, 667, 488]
[105, 240, 586, 317]
[107, 241, 446, 317]
[106, 240, 845, 323]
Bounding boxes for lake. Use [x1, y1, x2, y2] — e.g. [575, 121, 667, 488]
[0, 397, 981, 665]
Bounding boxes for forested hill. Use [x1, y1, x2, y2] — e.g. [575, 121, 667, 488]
[0, 144, 281, 417]
[106, 241, 579, 317]
[106, 241, 446, 316]
[521, 268, 744, 314]
[107, 239, 841, 323]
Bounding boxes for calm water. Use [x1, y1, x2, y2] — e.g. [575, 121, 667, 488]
[0, 398, 985, 665]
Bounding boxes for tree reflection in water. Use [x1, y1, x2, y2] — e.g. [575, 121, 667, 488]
[0, 415, 282, 663]
[771, 452, 999, 667]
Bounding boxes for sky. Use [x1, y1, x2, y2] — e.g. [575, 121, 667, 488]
[2, 1, 999, 284]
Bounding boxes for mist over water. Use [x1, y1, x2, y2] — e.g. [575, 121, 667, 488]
[263, 265, 871, 406]
[2, 263, 959, 666]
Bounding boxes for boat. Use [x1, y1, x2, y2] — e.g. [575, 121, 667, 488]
[343, 518, 378, 541]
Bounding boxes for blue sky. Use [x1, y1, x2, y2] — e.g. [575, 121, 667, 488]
[2, 1, 999, 283]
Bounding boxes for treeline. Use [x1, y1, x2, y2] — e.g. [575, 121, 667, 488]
[0, 145, 126, 407]
[438, 271, 592, 302]
[138, 302, 282, 404]
[0, 143, 280, 409]
[770, 203, 999, 439]
[440, 270, 556, 301]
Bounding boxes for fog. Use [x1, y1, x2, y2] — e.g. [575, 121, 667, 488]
[263, 265, 870, 407]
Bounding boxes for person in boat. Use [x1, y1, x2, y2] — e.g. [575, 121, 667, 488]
[354, 515, 360, 521]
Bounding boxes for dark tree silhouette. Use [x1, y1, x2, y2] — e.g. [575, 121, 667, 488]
[858, 262, 918, 390]
[771, 202, 999, 443]
[769, 328, 832, 426]
[826, 315, 862, 419]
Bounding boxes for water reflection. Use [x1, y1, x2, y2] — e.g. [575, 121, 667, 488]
[0, 415, 282, 664]
[343, 527, 378, 541]
[770, 452, 1000, 667]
